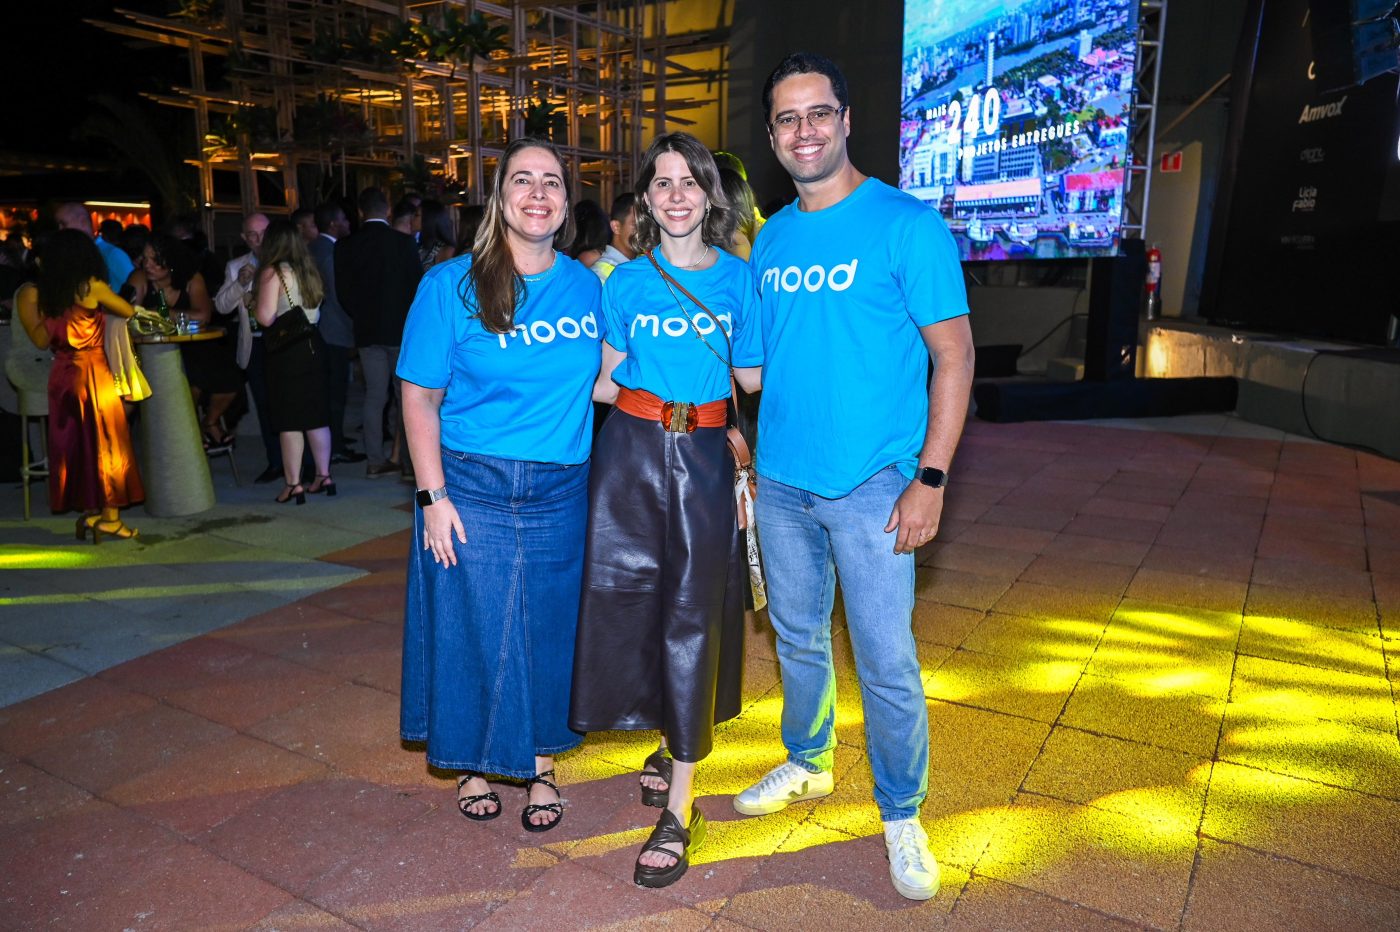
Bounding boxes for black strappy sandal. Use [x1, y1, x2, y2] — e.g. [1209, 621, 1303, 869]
[521, 769, 563, 833]
[633, 806, 706, 888]
[456, 772, 501, 822]
[640, 746, 673, 808]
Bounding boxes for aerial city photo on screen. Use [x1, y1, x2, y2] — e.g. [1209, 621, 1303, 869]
[899, 0, 1140, 260]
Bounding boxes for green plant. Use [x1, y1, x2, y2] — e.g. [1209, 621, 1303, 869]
[169, 0, 220, 22]
[392, 154, 438, 194]
[293, 95, 372, 150]
[521, 94, 566, 141]
[75, 95, 198, 215]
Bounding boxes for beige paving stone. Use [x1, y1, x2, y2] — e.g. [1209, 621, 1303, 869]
[1023, 727, 1211, 827]
[925, 648, 1082, 723]
[990, 581, 1123, 625]
[1201, 762, 1400, 888]
[1217, 704, 1400, 800]
[1245, 584, 1380, 633]
[917, 567, 1014, 613]
[1125, 568, 1249, 615]
[948, 876, 1146, 931]
[959, 612, 1105, 664]
[1060, 674, 1226, 757]
[1085, 628, 1236, 700]
[975, 794, 1196, 929]
[1108, 598, 1243, 650]
[1183, 838, 1400, 932]
[1238, 614, 1387, 679]
[912, 601, 987, 648]
[1229, 654, 1396, 734]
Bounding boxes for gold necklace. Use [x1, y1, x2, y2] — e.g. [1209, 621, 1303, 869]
[673, 244, 710, 270]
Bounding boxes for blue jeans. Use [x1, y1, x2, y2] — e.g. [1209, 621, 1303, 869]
[754, 466, 927, 821]
[400, 448, 588, 778]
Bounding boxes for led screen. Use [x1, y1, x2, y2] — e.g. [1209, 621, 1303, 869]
[900, 0, 1140, 259]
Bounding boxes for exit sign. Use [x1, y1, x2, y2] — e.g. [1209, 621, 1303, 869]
[1160, 151, 1184, 173]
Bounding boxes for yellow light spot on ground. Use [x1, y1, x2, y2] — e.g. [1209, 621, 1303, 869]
[0, 548, 94, 569]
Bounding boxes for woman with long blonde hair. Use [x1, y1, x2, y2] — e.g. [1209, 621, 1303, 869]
[252, 219, 333, 504]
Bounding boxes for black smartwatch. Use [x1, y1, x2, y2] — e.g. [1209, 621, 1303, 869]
[916, 467, 949, 489]
[415, 486, 449, 508]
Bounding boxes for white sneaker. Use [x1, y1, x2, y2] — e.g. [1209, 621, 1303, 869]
[732, 761, 834, 816]
[884, 818, 940, 900]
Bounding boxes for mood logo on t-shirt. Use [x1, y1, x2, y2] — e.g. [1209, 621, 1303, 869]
[760, 259, 859, 294]
[630, 312, 733, 339]
[495, 312, 600, 349]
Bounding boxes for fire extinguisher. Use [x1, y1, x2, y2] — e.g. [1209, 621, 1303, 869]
[1145, 243, 1162, 320]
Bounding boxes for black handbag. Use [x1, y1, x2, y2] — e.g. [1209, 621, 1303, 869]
[263, 266, 315, 354]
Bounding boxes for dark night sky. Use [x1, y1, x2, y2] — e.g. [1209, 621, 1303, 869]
[7, 0, 183, 164]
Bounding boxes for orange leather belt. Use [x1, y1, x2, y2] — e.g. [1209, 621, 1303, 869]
[616, 386, 727, 433]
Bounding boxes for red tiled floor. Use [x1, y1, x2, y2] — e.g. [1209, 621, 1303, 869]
[25, 703, 235, 795]
[0, 677, 157, 758]
[202, 777, 437, 894]
[99, 637, 346, 731]
[4, 417, 1399, 930]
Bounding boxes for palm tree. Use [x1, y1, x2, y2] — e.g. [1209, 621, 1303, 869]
[75, 95, 197, 217]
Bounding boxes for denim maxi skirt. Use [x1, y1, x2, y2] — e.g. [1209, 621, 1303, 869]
[400, 448, 589, 778]
[569, 408, 745, 763]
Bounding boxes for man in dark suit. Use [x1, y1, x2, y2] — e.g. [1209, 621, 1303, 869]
[309, 202, 363, 465]
[334, 187, 422, 480]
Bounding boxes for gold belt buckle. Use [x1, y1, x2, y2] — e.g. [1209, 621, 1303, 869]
[661, 401, 697, 433]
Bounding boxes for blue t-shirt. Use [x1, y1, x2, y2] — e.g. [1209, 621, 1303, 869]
[751, 178, 969, 498]
[396, 253, 603, 465]
[602, 248, 761, 405]
[96, 236, 134, 292]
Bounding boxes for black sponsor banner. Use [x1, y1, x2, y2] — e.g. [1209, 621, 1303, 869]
[1205, 0, 1400, 343]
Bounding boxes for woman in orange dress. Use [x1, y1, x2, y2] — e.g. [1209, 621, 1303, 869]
[15, 229, 145, 541]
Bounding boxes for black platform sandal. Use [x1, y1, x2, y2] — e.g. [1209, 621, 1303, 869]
[633, 806, 706, 889]
[640, 746, 673, 808]
[456, 772, 501, 822]
[521, 769, 563, 833]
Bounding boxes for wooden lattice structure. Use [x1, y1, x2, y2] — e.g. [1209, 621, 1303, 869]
[91, 0, 731, 238]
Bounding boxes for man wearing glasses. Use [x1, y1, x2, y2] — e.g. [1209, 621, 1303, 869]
[733, 52, 975, 902]
[214, 212, 282, 483]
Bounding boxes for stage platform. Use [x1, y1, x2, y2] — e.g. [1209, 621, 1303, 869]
[1142, 319, 1400, 458]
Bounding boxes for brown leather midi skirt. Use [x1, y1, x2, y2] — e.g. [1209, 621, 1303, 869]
[569, 406, 745, 763]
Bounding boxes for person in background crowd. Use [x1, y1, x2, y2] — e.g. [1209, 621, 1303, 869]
[165, 215, 223, 294]
[292, 207, 319, 244]
[732, 52, 975, 903]
[589, 193, 637, 283]
[98, 219, 124, 250]
[253, 219, 335, 505]
[391, 197, 419, 237]
[570, 132, 761, 890]
[15, 230, 144, 540]
[129, 234, 240, 449]
[54, 202, 132, 293]
[335, 187, 422, 481]
[214, 212, 282, 484]
[417, 200, 457, 270]
[119, 225, 150, 270]
[309, 201, 363, 465]
[396, 136, 601, 834]
[456, 204, 485, 254]
[718, 167, 764, 261]
[567, 199, 610, 267]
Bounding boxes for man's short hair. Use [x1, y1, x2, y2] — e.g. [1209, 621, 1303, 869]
[608, 192, 636, 224]
[313, 201, 346, 232]
[290, 207, 314, 226]
[761, 52, 849, 122]
[98, 219, 124, 241]
[391, 198, 418, 224]
[358, 187, 389, 219]
[53, 202, 94, 235]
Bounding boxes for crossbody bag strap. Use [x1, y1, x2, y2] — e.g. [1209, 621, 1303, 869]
[645, 250, 752, 468]
[272, 264, 296, 310]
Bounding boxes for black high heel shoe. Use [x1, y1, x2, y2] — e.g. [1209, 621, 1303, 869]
[276, 483, 306, 505]
[307, 474, 336, 496]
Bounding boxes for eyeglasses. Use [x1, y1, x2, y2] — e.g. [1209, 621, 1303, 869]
[769, 106, 847, 135]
